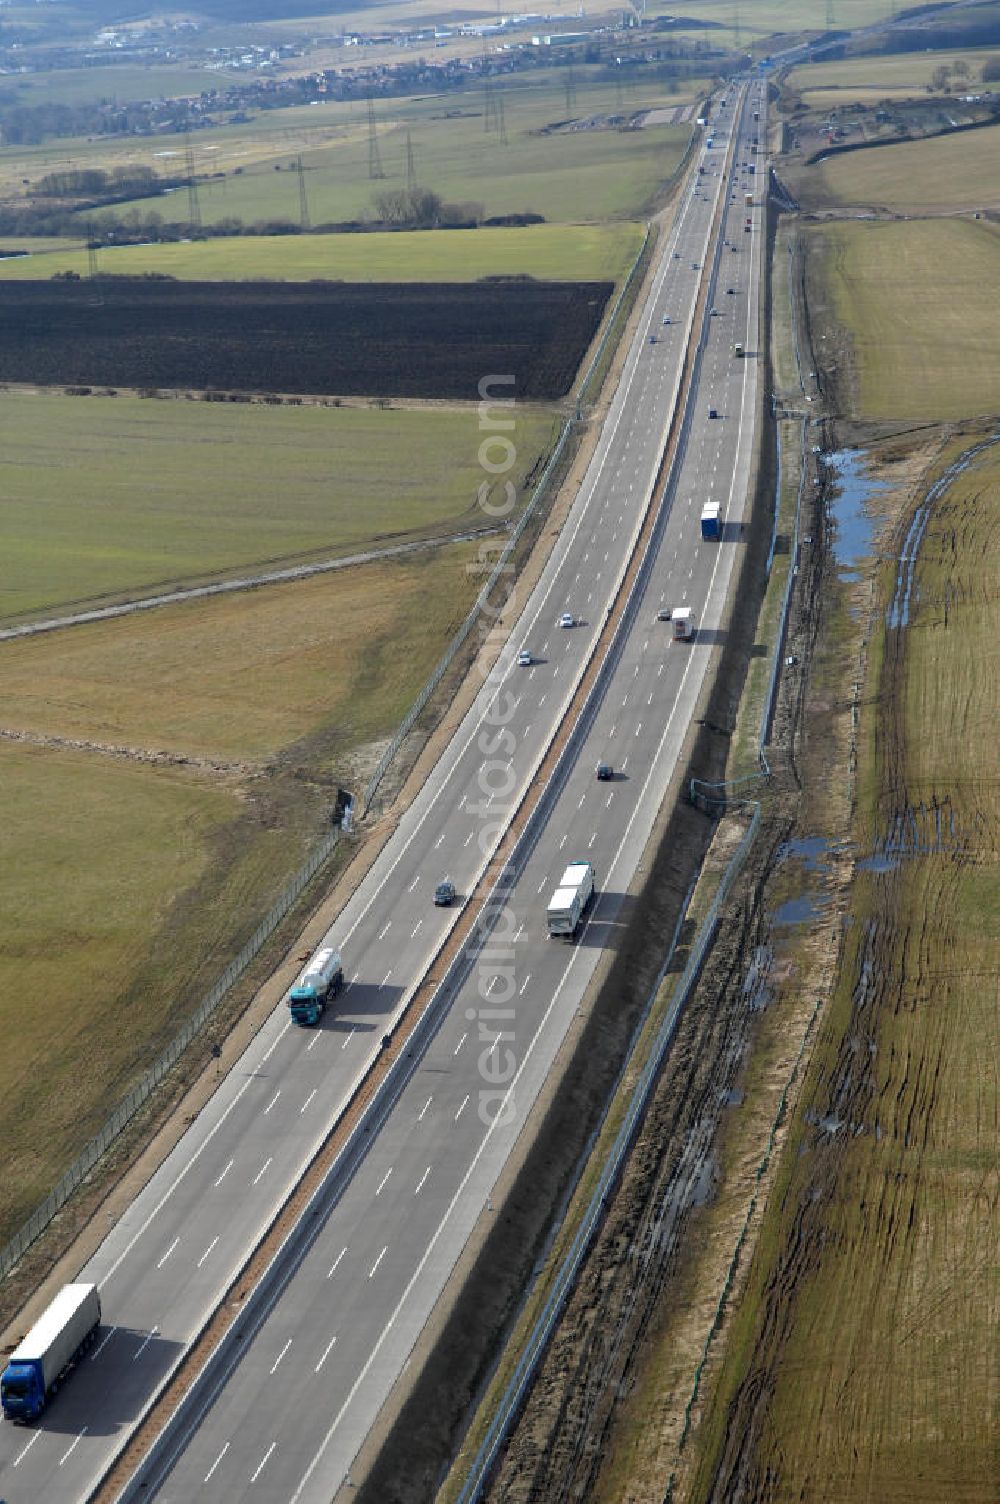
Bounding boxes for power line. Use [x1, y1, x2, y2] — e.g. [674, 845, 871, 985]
[296, 154, 310, 230]
[183, 124, 201, 228]
[367, 93, 384, 180]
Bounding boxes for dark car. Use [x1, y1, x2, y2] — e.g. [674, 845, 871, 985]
[708, 407, 718, 419]
[595, 763, 614, 782]
[434, 880, 456, 906]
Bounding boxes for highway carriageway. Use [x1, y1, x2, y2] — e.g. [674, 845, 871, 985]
[0, 80, 765, 1504]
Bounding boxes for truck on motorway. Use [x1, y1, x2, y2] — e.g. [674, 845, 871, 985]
[744, 191, 754, 206]
[734, 341, 745, 358]
[700, 503, 721, 540]
[288, 945, 343, 1026]
[546, 861, 595, 939]
[671, 607, 695, 641]
[1, 1284, 101, 1422]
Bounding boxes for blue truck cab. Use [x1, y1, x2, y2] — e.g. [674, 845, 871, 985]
[288, 946, 344, 1026]
[1, 1283, 102, 1422]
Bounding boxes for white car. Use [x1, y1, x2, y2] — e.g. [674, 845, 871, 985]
[558, 612, 575, 629]
[516, 648, 532, 666]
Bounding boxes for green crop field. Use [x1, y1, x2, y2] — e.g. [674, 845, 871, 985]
[809, 122, 1000, 213]
[789, 46, 1000, 106]
[0, 391, 559, 621]
[0, 220, 643, 284]
[0, 536, 486, 1241]
[692, 438, 1000, 1504]
[807, 218, 1000, 420]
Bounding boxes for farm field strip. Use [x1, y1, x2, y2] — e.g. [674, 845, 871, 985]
[0, 391, 560, 620]
[0, 221, 644, 284]
[806, 218, 1000, 420]
[808, 121, 1000, 213]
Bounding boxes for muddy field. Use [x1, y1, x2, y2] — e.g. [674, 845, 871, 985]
[691, 431, 1000, 1504]
[0, 279, 611, 399]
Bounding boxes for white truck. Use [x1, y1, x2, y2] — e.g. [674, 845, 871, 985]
[1, 1283, 101, 1422]
[671, 607, 695, 641]
[288, 945, 344, 1026]
[546, 861, 595, 939]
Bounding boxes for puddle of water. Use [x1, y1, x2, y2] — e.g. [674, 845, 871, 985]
[742, 944, 774, 1010]
[826, 449, 891, 590]
[689, 1156, 716, 1207]
[773, 892, 829, 927]
[856, 853, 899, 873]
[778, 835, 831, 872]
[723, 1087, 745, 1107]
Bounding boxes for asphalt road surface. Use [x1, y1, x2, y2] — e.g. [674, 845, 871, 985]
[0, 79, 765, 1504]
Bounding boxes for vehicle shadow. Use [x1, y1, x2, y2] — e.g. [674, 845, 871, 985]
[572, 890, 639, 950]
[27, 1328, 185, 1437]
[319, 981, 404, 1030]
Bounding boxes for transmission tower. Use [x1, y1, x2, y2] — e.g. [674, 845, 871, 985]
[405, 130, 417, 190]
[564, 65, 578, 114]
[367, 94, 384, 180]
[825, 0, 836, 29]
[87, 240, 99, 279]
[183, 125, 201, 228]
[497, 91, 508, 145]
[615, 70, 625, 113]
[732, 3, 742, 52]
[296, 155, 310, 230]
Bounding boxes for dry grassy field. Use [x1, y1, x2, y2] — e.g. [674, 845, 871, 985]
[806, 218, 1000, 420]
[809, 122, 1000, 214]
[0, 543, 485, 763]
[789, 46, 1000, 106]
[691, 436, 1000, 1503]
[0, 539, 485, 1241]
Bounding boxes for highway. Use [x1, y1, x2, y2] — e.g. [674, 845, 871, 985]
[0, 79, 765, 1504]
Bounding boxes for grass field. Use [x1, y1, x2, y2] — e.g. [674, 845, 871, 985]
[789, 46, 1000, 106]
[807, 218, 1000, 420]
[0, 392, 558, 621]
[0, 539, 487, 762]
[809, 121, 1000, 213]
[96, 86, 691, 229]
[691, 436, 1000, 1503]
[0, 536, 486, 1240]
[0, 744, 239, 1235]
[0, 72, 692, 228]
[0, 221, 643, 284]
[0, 61, 223, 107]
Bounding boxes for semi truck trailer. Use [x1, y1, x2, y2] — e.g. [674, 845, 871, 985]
[671, 607, 695, 641]
[546, 861, 595, 939]
[288, 945, 344, 1026]
[1, 1283, 101, 1422]
[700, 503, 721, 540]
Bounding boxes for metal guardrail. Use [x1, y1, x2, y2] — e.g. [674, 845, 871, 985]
[0, 227, 659, 1285]
[360, 222, 654, 818]
[0, 825, 340, 1283]
[454, 799, 763, 1504]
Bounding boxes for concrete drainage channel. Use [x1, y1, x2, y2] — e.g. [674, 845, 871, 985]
[96, 143, 738, 1504]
